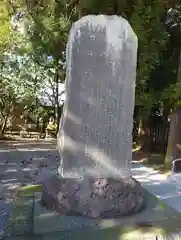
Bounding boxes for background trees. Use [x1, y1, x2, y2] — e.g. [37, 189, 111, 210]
[0, 0, 181, 154]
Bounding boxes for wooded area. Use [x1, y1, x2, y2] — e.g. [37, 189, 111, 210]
[1, 0, 181, 166]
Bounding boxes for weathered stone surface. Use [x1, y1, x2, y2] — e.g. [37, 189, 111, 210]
[0, 201, 11, 237]
[41, 175, 144, 218]
[57, 15, 137, 178]
[34, 169, 55, 184]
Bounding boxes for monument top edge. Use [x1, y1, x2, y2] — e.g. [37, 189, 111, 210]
[71, 14, 137, 40]
[74, 14, 128, 26]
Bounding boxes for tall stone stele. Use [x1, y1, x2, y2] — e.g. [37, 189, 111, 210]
[42, 15, 145, 218]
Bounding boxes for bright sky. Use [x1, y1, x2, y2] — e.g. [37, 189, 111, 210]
[38, 82, 65, 106]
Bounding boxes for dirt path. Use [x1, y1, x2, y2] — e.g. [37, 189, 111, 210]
[0, 139, 59, 201]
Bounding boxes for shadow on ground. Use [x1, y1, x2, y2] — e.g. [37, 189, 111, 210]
[0, 140, 59, 200]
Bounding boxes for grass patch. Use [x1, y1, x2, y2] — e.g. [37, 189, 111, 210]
[141, 153, 171, 176]
[143, 154, 165, 165]
[133, 146, 172, 176]
[18, 184, 42, 197]
[0, 135, 15, 141]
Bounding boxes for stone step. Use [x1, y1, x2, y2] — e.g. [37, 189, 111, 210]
[33, 189, 180, 235]
[0, 201, 11, 237]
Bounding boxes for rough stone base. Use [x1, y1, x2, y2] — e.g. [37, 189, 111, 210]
[41, 175, 145, 218]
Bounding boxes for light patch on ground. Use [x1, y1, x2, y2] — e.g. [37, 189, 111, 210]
[0, 140, 59, 201]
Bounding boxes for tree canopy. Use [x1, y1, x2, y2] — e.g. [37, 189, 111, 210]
[0, 0, 181, 136]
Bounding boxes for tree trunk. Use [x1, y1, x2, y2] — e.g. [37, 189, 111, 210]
[177, 46, 181, 83]
[138, 117, 143, 136]
[163, 46, 181, 167]
[54, 68, 60, 134]
[165, 108, 181, 169]
[136, 117, 152, 152]
[0, 115, 8, 136]
[164, 47, 181, 167]
[76, 0, 82, 18]
[113, 0, 119, 14]
[164, 113, 174, 169]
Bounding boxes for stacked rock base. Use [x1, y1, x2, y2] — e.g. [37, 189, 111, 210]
[41, 175, 145, 218]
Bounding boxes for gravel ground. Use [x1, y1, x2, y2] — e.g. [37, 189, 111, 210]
[0, 139, 59, 202]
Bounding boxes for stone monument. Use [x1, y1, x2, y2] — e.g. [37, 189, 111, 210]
[42, 15, 145, 218]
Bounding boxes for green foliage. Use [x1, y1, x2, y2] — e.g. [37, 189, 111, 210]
[1, 0, 181, 130]
[1, 53, 39, 103]
[0, 1, 11, 51]
[161, 82, 181, 107]
[130, 0, 167, 112]
[17, 0, 69, 61]
[0, 0, 71, 130]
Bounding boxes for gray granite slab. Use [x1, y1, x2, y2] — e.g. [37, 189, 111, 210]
[0, 201, 11, 238]
[33, 226, 181, 240]
[2, 194, 34, 238]
[5, 219, 181, 240]
[58, 15, 137, 179]
[33, 190, 181, 234]
[2, 189, 181, 239]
